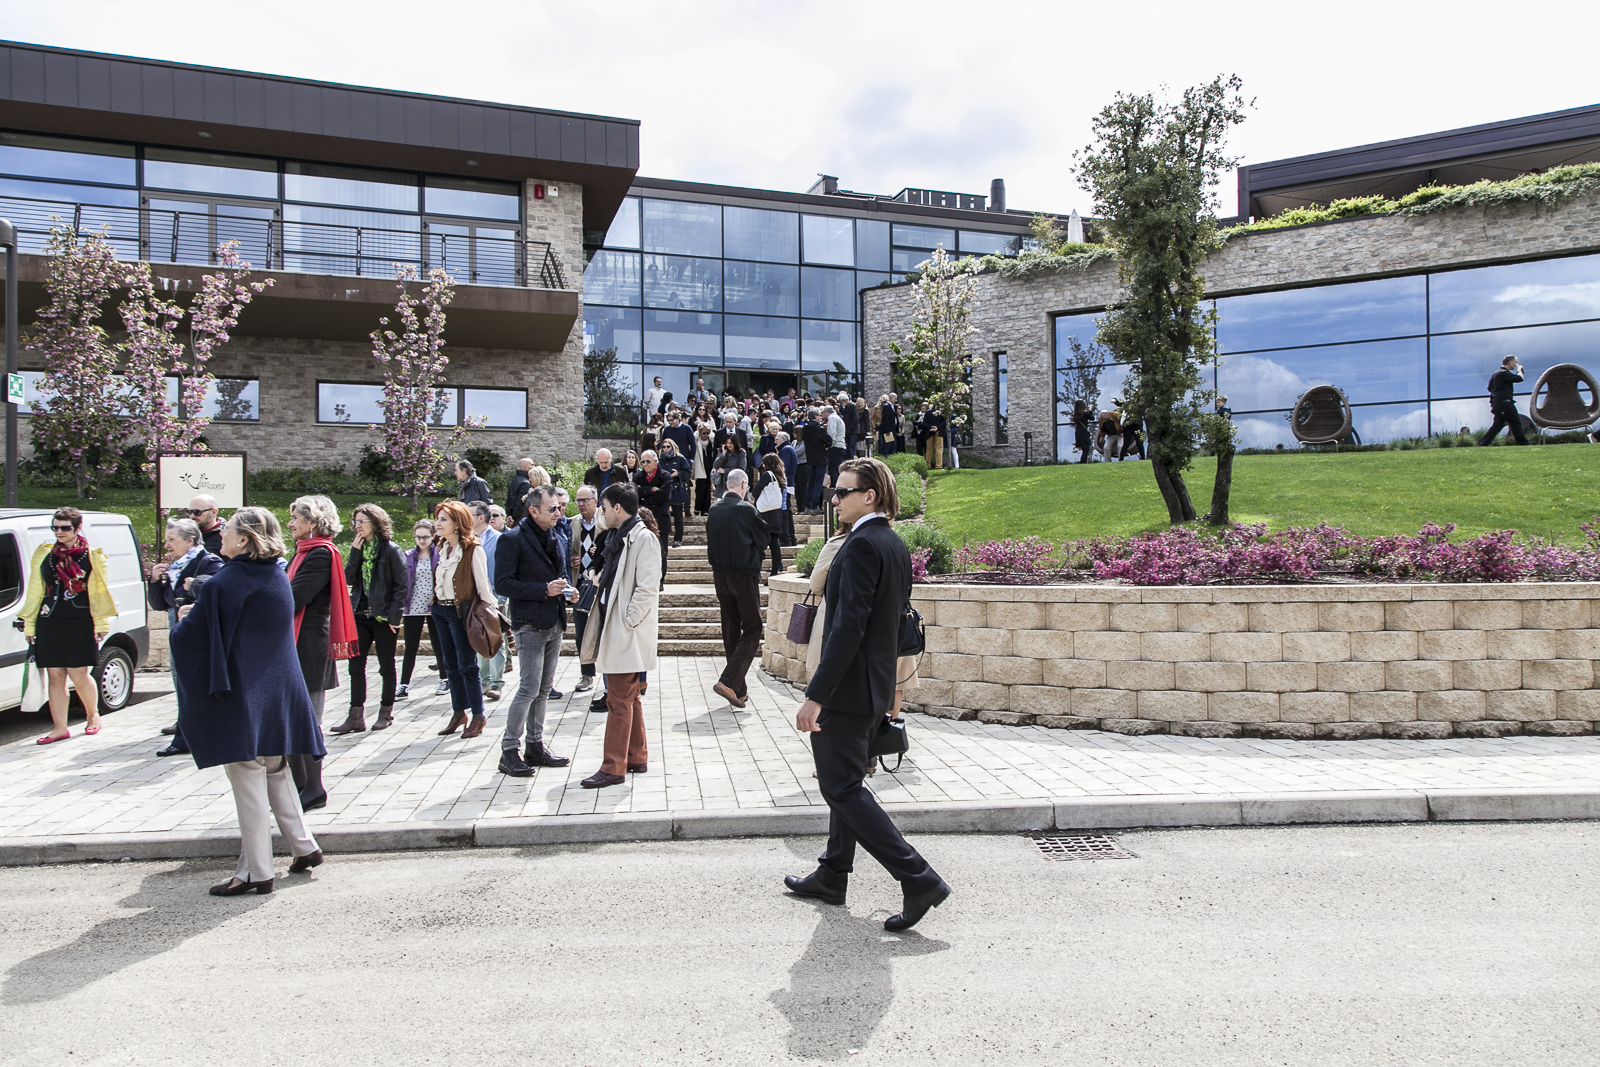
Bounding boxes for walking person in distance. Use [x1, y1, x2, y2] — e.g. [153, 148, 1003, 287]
[1480, 355, 1530, 446]
[431, 501, 497, 739]
[334, 504, 407, 734]
[785, 458, 950, 931]
[705, 468, 771, 710]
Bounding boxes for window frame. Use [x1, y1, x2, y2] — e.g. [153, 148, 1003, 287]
[315, 380, 529, 429]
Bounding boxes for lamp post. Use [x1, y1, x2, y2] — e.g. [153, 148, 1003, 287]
[1023, 430, 1033, 467]
[0, 219, 17, 508]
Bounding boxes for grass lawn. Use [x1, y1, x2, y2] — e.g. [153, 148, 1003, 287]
[925, 445, 1600, 545]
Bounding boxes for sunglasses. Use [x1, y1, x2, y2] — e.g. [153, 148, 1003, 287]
[186, 508, 213, 517]
[51, 524, 76, 532]
[829, 486, 867, 499]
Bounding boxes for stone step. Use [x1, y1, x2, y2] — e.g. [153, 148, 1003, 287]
[660, 585, 767, 607]
[660, 606, 723, 623]
[660, 622, 723, 639]
[561, 638, 724, 657]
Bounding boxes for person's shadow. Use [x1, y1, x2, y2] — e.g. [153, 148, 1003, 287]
[769, 903, 950, 1061]
[3, 861, 271, 1005]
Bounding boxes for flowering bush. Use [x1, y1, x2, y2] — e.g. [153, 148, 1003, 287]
[955, 536, 1057, 581]
[909, 547, 934, 582]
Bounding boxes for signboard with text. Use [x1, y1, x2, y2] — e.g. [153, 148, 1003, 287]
[156, 452, 248, 510]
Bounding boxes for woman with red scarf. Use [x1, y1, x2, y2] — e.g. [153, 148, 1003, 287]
[20, 507, 116, 744]
[285, 495, 359, 810]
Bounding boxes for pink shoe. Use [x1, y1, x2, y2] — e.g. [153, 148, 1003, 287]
[36, 731, 71, 745]
[84, 724, 102, 736]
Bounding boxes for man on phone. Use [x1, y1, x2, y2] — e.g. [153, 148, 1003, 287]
[1480, 355, 1530, 446]
[493, 484, 572, 777]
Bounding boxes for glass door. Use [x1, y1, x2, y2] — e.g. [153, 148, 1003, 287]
[144, 195, 278, 269]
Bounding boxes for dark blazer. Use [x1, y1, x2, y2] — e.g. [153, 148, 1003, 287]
[706, 492, 770, 577]
[345, 539, 407, 622]
[802, 421, 832, 466]
[457, 475, 492, 504]
[290, 544, 338, 692]
[495, 519, 568, 632]
[200, 523, 223, 556]
[173, 557, 324, 769]
[148, 551, 223, 612]
[506, 470, 532, 522]
[584, 464, 623, 492]
[660, 452, 692, 505]
[633, 466, 672, 511]
[713, 426, 750, 458]
[805, 517, 910, 716]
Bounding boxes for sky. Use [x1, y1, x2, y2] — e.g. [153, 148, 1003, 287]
[6, 0, 1600, 217]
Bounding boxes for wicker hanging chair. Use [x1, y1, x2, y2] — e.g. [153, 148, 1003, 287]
[1290, 385, 1353, 446]
[1528, 363, 1600, 429]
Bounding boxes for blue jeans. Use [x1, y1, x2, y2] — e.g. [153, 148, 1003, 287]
[431, 603, 484, 719]
[805, 465, 828, 510]
[827, 446, 846, 489]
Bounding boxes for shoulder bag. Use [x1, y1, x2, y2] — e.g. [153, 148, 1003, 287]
[786, 590, 818, 644]
[465, 597, 509, 659]
[867, 713, 908, 772]
[756, 478, 783, 512]
[899, 602, 925, 657]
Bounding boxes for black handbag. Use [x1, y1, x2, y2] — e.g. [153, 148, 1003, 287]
[867, 714, 908, 772]
[899, 602, 925, 657]
[573, 578, 598, 618]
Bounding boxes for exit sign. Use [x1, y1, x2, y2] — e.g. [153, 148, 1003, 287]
[6, 373, 21, 405]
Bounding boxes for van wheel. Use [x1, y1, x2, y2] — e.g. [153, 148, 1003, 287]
[95, 645, 135, 713]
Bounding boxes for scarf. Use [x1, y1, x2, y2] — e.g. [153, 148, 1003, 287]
[50, 535, 90, 597]
[286, 537, 359, 660]
[597, 514, 638, 606]
[167, 544, 202, 589]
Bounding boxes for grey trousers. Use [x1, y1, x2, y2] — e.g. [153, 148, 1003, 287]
[501, 623, 563, 749]
[224, 756, 319, 882]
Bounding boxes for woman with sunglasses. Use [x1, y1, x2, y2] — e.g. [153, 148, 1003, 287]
[20, 507, 116, 744]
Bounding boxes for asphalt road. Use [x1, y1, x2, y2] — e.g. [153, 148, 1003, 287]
[1, 823, 1597, 1066]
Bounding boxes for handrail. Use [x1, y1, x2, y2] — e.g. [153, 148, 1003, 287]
[0, 194, 571, 291]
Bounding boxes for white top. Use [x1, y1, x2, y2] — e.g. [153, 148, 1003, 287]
[851, 513, 887, 531]
[434, 539, 496, 606]
[827, 412, 846, 448]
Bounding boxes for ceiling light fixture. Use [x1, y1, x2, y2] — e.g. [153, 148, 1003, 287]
[197, 131, 212, 138]
[466, 159, 478, 166]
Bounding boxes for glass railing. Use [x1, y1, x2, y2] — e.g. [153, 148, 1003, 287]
[0, 195, 568, 289]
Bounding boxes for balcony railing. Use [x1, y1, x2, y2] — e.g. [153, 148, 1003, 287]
[0, 195, 568, 290]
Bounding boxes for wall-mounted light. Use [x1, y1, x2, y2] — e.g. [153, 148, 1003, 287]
[466, 159, 478, 166]
[197, 131, 212, 138]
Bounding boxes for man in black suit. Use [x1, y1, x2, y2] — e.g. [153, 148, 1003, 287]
[785, 457, 950, 931]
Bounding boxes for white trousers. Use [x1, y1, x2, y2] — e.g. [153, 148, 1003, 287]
[224, 756, 319, 881]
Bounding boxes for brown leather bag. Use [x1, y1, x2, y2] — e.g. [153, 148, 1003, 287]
[466, 596, 506, 659]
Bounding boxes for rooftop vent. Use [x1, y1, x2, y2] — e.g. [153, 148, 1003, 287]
[894, 188, 987, 211]
[989, 178, 1006, 213]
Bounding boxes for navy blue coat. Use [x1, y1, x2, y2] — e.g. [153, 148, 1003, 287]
[173, 557, 324, 770]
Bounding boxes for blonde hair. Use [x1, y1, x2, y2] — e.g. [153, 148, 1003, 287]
[227, 507, 286, 561]
[528, 465, 551, 488]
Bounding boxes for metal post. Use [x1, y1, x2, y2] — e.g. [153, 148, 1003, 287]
[1023, 431, 1033, 467]
[1, 219, 17, 508]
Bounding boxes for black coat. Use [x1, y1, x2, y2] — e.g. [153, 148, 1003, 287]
[457, 475, 492, 504]
[495, 519, 568, 632]
[584, 464, 625, 492]
[754, 471, 785, 534]
[660, 452, 692, 504]
[633, 466, 672, 511]
[805, 518, 910, 717]
[713, 426, 750, 459]
[705, 492, 770, 577]
[290, 544, 338, 692]
[506, 471, 532, 522]
[345, 539, 407, 622]
[802, 421, 832, 466]
[148, 550, 224, 612]
[841, 404, 859, 438]
[200, 523, 223, 556]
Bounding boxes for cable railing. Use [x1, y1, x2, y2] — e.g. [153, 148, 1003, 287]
[0, 194, 568, 290]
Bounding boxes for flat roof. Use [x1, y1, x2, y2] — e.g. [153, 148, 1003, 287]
[0, 40, 640, 232]
[631, 176, 1039, 230]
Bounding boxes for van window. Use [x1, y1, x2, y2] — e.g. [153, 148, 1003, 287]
[0, 533, 20, 607]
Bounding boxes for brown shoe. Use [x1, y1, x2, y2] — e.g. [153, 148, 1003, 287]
[461, 714, 488, 739]
[437, 711, 468, 736]
[712, 681, 748, 709]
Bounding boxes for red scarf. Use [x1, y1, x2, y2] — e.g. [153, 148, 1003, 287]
[287, 537, 359, 660]
[50, 535, 90, 597]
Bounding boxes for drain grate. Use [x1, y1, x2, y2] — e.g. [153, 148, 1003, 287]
[1029, 834, 1138, 861]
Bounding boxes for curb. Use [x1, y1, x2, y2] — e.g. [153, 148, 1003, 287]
[4, 789, 1599, 866]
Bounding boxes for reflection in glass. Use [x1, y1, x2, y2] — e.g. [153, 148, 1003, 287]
[582, 251, 643, 307]
[644, 255, 721, 311]
[424, 176, 521, 221]
[801, 320, 855, 370]
[801, 266, 855, 320]
[604, 197, 641, 249]
[1352, 402, 1428, 444]
[1430, 253, 1600, 333]
[644, 310, 721, 363]
[285, 162, 417, 211]
[856, 271, 892, 294]
[892, 224, 955, 250]
[195, 379, 260, 421]
[725, 315, 798, 366]
[1055, 424, 1075, 463]
[643, 199, 720, 257]
[318, 383, 386, 424]
[802, 215, 854, 265]
[723, 261, 799, 316]
[856, 219, 890, 271]
[583, 305, 643, 363]
[892, 248, 937, 272]
[0, 133, 136, 185]
[960, 230, 1021, 255]
[144, 149, 278, 199]
[1431, 397, 1493, 435]
[1216, 275, 1425, 353]
[1217, 337, 1426, 411]
[643, 365, 698, 407]
[1429, 320, 1600, 399]
[146, 199, 277, 269]
[723, 207, 797, 263]
[1054, 312, 1103, 360]
[425, 222, 519, 287]
[995, 351, 1009, 444]
[463, 388, 528, 428]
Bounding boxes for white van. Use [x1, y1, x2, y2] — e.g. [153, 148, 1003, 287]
[0, 509, 149, 712]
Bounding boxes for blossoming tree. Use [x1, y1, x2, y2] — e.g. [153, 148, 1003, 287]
[889, 247, 984, 459]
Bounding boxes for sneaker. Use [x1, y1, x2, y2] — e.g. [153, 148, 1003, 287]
[497, 748, 534, 777]
[548, 688, 563, 700]
[484, 686, 503, 701]
[395, 684, 410, 700]
[574, 676, 594, 692]
[435, 680, 450, 695]
[671, 541, 683, 549]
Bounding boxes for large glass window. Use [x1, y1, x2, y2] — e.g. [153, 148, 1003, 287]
[892, 248, 936, 272]
[801, 320, 855, 370]
[724, 207, 798, 263]
[1429, 253, 1600, 333]
[424, 176, 520, 221]
[1216, 275, 1426, 353]
[644, 254, 721, 311]
[995, 351, 1009, 444]
[644, 310, 721, 363]
[725, 315, 798, 367]
[1429, 320, 1600, 400]
[856, 219, 891, 271]
[604, 196, 641, 249]
[285, 162, 417, 212]
[892, 224, 955, 250]
[0, 133, 135, 185]
[643, 198, 720, 257]
[801, 266, 855, 321]
[143, 148, 278, 199]
[802, 215, 854, 266]
[463, 388, 527, 428]
[583, 250, 643, 307]
[1218, 338, 1427, 412]
[318, 383, 387, 424]
[584, 306, 643, 363]
[961, 230, 1022, 256]
[724, 261, 799, 317]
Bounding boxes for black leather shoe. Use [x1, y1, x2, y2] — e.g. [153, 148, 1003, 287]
[160, 724, 178, 736]
[498, 748, 534, 777]
[210, 876, 273, 896]
[289, 850, 324, 874]
[588, 699, 609, 713]
[524, 742, 570, 768]
[784, 869, 847, 906]
[155, 743, 189, 758]
[884, 881, 950, 931]
[581, 770, 625, 789]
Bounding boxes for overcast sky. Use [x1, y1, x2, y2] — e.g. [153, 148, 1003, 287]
[7, 0, 1600, 217]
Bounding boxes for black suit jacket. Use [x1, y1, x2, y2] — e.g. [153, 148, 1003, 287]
[805, 517, 909, 716]
[506, 471, 532, 522]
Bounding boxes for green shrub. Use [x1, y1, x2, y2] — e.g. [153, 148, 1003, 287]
[894, 469, 924, 519]
[883, 452, 928, 479]
[793, 537, 825, 576]
[464, 446, 503, 477]
[357, 444, 392, 482]
[895, 521, 953, 574]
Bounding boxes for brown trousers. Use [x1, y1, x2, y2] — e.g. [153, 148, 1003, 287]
[602, 671, 648, 775]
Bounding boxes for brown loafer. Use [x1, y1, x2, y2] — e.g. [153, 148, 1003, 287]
[461, 714, 487, 739]
[712, 681, 748, 708]
[581, 770, 626, 788]
[437, 712, 468, 736]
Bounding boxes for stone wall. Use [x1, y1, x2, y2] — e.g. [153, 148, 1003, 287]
[763, 575, 1600, 739]
[862, 195, 1600, 462]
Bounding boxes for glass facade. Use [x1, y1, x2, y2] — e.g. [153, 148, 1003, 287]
[584, 194, 1025, 407]
[1053, 252, 1600, 459]
[316, 383, 526, 428]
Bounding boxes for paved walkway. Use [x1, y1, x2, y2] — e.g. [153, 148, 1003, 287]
[4, 656, 1600, 851]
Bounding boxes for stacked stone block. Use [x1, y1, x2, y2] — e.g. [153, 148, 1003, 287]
[763, 577, 1600, 739]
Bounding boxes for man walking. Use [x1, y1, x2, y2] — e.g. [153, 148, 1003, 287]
[569, 486, 601, 694]
[1480, 355, 1530, 446]
[494, 485, 572, 777]
[802, 408, 831, 513]
[470, 503, 508, 701]
[785, 457, 951, 931]
[584, 448, 622, 492]
[581, 484, 660, 789]
[456, 460, 492, 504]
[705, 468, 770, 710]
[506, 458, 534, 523]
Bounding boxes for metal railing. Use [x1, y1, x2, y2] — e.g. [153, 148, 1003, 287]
[0, 195, 568, 290]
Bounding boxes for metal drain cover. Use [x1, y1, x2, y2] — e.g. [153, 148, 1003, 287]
[1029, 834, 1137, 861]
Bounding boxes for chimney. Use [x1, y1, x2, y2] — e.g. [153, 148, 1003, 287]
[989, 178, 1006, 213]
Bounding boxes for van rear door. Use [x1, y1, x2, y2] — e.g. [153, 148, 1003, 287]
[84, 515, 147, 641]
[0, 531, 27, 706]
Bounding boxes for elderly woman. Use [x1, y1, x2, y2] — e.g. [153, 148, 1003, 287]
[658, 437, 691, 549]
[332, 503, 407, 735]
[431, 500, 498, 739]
[285, 495, 358, 810]
[692, 420, 715, 516]
[20, 507, 116, 744]
[148, 517, 223, 757]
[173, 507, 325, 896]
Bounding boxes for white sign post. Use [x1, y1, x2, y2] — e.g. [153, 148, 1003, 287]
[156, 452, 249, 510]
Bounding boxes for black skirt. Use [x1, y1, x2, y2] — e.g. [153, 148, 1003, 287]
[35, 598, 97, 668]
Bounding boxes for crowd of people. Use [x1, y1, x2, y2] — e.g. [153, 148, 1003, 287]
[1068, 398, 1146, 464]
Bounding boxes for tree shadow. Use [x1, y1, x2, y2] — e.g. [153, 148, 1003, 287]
[2, 860, 269, 1005]
[769, 905, 949, 1061]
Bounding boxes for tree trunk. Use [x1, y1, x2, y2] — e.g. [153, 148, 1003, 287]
[1146, 425, 1196, 524]
[1206, 445, 1235, 525]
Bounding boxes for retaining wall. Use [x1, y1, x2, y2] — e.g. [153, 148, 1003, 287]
[763, 576, 1600, 739]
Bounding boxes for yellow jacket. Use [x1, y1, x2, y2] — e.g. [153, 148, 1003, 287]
[19, 543, 117, 637]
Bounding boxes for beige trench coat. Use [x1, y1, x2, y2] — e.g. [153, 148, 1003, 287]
[595, 518, 662, 675]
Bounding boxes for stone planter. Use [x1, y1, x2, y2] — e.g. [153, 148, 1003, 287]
[763, 575, 1600, 739]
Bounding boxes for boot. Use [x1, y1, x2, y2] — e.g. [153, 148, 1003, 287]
[329, 706, 366, 735]
[287, 754, 327, 811]
[523, 741, 571, 768]
[372, 705, 395, 731]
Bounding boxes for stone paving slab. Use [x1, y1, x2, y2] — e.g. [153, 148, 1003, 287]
[4, 657, 1600, 864]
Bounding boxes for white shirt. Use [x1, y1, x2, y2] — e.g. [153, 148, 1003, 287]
[851, 513, 886, 531]
[643, 386, 666, 414]
[434, 539, 496, 606]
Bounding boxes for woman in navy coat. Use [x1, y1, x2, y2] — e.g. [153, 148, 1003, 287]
[172, 507, 325, 897]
